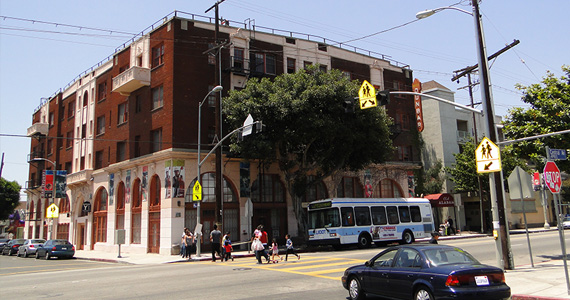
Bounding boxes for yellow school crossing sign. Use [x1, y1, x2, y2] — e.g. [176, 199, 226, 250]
[476, 137, 501, 173]
[358, 80, 377, 110]
[193, 181, 202, 201]
[46, 203, 59, 218]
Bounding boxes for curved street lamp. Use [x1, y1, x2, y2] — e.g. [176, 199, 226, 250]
[195, 85, 223, 257]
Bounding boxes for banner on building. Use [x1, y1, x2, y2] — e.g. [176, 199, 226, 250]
[413, 79, 424, 132]
[142, 166, 148, 202]
[165, 161, 172, 199]
[43, 170, 67, 199]
[172, 159, 185, 198]
[240, 162, 250, 197]
[125, 170, 131, 204]
[109, 173, 114, 206]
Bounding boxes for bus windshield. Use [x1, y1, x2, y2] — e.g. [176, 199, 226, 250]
[308, 208, 341, 229]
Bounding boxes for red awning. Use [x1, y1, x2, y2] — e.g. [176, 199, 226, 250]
[425, 193, 455, 207]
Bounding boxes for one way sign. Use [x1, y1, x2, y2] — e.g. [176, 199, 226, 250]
[476, 137, 502, 173]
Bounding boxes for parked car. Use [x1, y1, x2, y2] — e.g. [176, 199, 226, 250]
[1, 238, 27, 256]
[17, 239, 46, 257]
[342, 244, 510, 300]
[562, 216, 570, 229]
[0, 238, 10, 252]
[35, 239, 75, 260]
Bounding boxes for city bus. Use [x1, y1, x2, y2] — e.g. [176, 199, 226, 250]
[307, 198, 434, 248]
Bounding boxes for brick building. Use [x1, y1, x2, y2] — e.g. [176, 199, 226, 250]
[25, 12, 419, 255]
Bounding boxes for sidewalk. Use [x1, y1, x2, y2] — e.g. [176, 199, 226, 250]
[74, 229, 569, 299]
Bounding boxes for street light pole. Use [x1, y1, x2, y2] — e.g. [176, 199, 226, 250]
[196, 85, 223, 257]
[32, 157, 56, 240]
[416, 0, 514, 270]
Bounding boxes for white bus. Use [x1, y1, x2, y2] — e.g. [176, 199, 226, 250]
[307, 198, 434, 248]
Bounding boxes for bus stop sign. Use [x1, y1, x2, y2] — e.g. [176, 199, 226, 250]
[543, 161, 562, 194]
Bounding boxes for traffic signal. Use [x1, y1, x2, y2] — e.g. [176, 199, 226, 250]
[377, 90, 390, 106]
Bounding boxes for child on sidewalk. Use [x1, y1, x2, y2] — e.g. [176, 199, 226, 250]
[270, 238, 281, 263]
[223, 231, 234, 262]
[285, 234, 300, 261]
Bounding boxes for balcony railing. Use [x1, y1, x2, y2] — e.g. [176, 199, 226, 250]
[66, 169, 93, 187]
[27, 122, 49, 137]
[112, 66, 151, 96]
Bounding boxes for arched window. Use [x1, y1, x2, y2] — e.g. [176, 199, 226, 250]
[149, 175, 161, 208]
[83, 91, 88, 107]
[93, 187, 108, 243]
[59, 196, 70, 213]
[116, 182, 125, 230]
[131, 178, 142, 244]
[188, 173, 237, 203]
[251, 174, 285, 203]
[380, 179, 404, 198]
[337, 176, 364, 198]
[304, 175, 328, 202]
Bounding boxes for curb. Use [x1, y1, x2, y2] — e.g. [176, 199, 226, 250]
[512, 296, 568, 300]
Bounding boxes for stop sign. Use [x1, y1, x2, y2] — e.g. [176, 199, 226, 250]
[543, 161, 562, 194]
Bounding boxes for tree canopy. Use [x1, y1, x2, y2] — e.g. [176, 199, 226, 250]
[223, 66, 394, 235]
[0, 177, 21, 220]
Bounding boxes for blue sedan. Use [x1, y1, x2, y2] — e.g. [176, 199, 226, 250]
[35, 239, 75, 260]
[341, 244, 510, 300]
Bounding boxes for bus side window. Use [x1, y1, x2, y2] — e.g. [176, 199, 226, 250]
[410, 206, 421, 222]
[355, 207, 371, 226]
[341, 207, 354, 226]
[387, 206, 399, 224]
[371, 206, 387, 225]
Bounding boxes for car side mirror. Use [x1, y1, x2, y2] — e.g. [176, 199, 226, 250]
[365, 261, 371, 267]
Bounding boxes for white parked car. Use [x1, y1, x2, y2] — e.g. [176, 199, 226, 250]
[562, 216, 570, 229]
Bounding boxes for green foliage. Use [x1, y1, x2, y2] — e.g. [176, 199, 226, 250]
[504, 65, 570, 172]
[0, 177, 21, 220]
[414, 161, 445, 196]
[223, 65, 394, 235]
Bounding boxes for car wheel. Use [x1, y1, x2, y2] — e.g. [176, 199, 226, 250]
[44, 252, 50, 260]
[401, 230, 414, 244]
[357, 233, 372, 249]
[24, 250, 29, 258]
[8, 250, 13, 256]
[35, 252, 41, 259]
[348, 277, 365, 300]
[414, 286, 434, 300]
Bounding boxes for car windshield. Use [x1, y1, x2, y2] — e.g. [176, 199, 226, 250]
[13, 239, 26, 244]
[563, 217, 570, 222]
[424, 248, 479, 266]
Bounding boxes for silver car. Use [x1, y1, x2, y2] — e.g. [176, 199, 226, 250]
[17, 239, 46, 257]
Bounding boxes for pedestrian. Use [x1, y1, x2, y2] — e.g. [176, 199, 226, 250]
[252, 235, 270, 264]
[447, 216, 456, 235]
[285, 234, 300, 261]
[180, 227, 188, 257]
[429, 231, 440, 244]
[260, 225, 269, 250]
[223, 231, 234, 262]
[270, 238, 281, 263]
[184, 229, 194, 259]
[210, 224, 222, 262]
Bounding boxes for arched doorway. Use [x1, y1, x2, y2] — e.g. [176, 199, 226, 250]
[131, 178, 142, 244]
[116, 182, 125, 230]
[148, 175, 161, 253]
[92, 187, 108, 250]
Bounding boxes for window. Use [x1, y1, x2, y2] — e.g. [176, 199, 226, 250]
[49, 112, 55, 127]
[59, 197, 70, 213]
[398, 206, 411, 222]
[207, 43, 216, 65]
[397, 146, 412, 162]
[304, 176, 328, 202]
[95, 151, 104, 169]
[287, 58, 296, 74]
[47, 139, 53, 155]
[96, 116, 105, 135]
[304, 61, 313, 69]
[83, 91, 88, 107]
[135, 95, 142, 113]
[371, 206, 388, 225]
[207, 85, 217, 107]
[387, 206, 399, 224]
[410, 206, 421, 222]
[118, 102, 128, 124]
[285, 37, 296, 44]
[233, 48, 244, 70]
[117, 141, 126, 161]
[337, 177, 364, 198]
[250, 52, 276, 74]
[152, 44, 164, 68]
[342, 70, 351, 79]
[98, 82, 107, 102]
[151, 128, 162, 153]
[67, 101, 75, 119]
[152, 86, 164, 110]
[341, 207, 354, 226]
[355, 207, 371, 226]
[134, 135, 141, 157]
[380, 179, 403, 197]
[93, 188, 108, 243]
[193, 173, 237, 203]
[319, 64, 328, 72]
[131, 179, 142, 244]
[318, 43, 327, 52]
[66, 131, 73, 149]
[251, 174, 285, 203]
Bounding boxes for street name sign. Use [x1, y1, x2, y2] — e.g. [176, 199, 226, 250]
[543, 161, 562, 194]
[548, 148, 567, 160]
[476, 137, 501, 173]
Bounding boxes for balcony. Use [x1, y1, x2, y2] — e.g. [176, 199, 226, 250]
[27, 122, 49, 137]
[66, 169, 93, 187]
[112, 66, 151, 96]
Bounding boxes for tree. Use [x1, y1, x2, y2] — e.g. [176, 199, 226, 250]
[0, 177, 21, 220]
[414, 160, 445, 196]
[223, 66, 394, 236]
[504, 65, 570, 171]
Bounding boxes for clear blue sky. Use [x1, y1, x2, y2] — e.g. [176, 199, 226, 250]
[1, 0, 568, 200]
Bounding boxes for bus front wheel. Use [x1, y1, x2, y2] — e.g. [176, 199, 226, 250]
[357, 233, 372, 249]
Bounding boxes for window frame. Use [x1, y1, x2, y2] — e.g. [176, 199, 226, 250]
[152, 85, 164, 110]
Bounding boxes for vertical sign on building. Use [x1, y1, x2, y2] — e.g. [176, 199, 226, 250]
[172, 159, 185, 198]
[142, 166, 148, 202]
[125, 170, 131, 204]
[165, 160, 172, 199]
[109, 173, 114, 206]
[412, 78, 424, 132]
